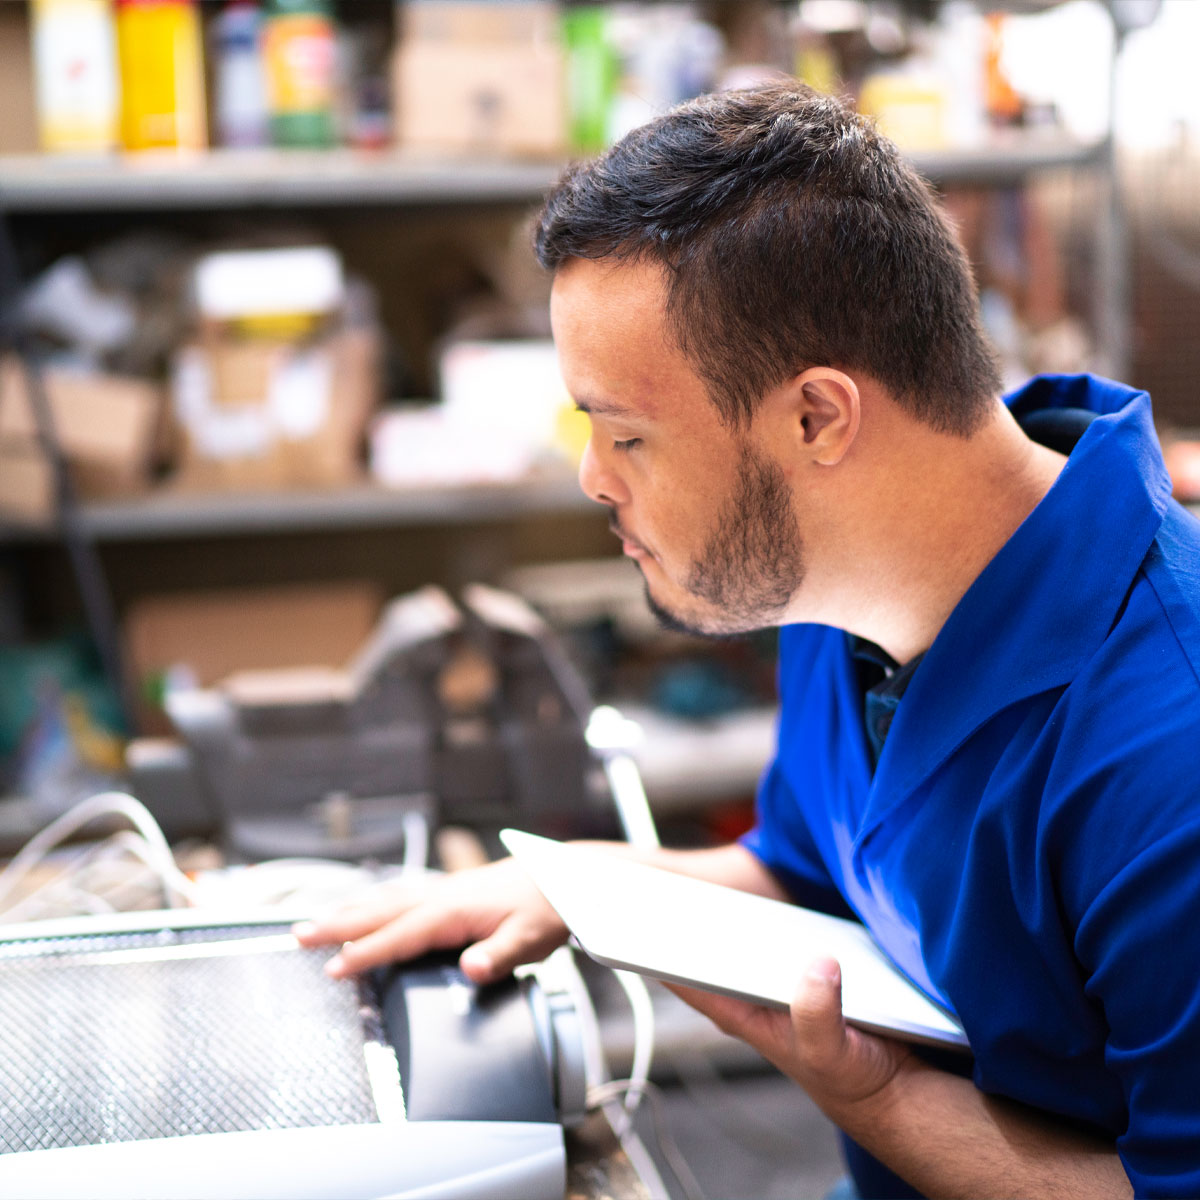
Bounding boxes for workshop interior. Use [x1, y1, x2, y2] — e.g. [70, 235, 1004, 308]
[0, 1, 1198, 1197]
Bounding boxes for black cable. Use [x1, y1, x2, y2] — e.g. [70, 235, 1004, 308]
[0, 207, 135, 731]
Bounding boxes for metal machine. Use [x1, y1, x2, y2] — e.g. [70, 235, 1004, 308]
[128, 584, 601, 861]
[0, 908, 589, 1200]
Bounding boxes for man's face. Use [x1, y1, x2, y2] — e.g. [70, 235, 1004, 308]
[550, 257, 805, 637]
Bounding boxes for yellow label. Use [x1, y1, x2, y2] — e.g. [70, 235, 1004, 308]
[263, 15, 336, 113]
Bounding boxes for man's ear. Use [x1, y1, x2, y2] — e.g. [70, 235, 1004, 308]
[793, 368, 861, 465]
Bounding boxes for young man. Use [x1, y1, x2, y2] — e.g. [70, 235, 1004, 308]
[296, 83, 1200, 1198]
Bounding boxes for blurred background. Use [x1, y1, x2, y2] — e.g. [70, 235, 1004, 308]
[2, 3, 1199, 1196]
[8, 0, 1200, 838]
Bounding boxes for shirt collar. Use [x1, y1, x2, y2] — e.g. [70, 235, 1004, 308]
[858, 374, 1173, 841]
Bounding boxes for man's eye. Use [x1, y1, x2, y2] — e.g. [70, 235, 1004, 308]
[614, 437, 642, 452]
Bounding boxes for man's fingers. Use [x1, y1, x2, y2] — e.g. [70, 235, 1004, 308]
[665, 982, 792, 1058]
[460, 911, 577, 984]
[293, 888, 421, 947]
[324, 903, 469, 977]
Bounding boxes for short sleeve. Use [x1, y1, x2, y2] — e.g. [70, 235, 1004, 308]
[740, 754, 854, 919]
[1073, 815, 1200, 1197]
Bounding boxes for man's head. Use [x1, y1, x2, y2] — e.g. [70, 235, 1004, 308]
[537, 80, 999, 436]
[542, 83, 1002, 637]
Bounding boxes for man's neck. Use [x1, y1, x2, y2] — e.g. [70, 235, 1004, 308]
[791, 400, 1068, 664]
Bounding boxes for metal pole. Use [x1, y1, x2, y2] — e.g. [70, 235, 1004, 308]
[0, 209, 135, 730]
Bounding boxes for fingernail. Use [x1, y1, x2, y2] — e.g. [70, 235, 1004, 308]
[459, 946, 493, 979]
[807, 958, 840, 984]
[292, 921, 315, 939]
[324, 954, 345, 977]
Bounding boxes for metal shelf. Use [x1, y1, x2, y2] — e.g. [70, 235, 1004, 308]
[0, 138, 1108, 213]
[910, 135, 1109, 186]
[0, 474, 600, 543]
[0, 150, 562, 212]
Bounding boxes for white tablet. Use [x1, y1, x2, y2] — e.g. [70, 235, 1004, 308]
[500, 829, 968, 1051]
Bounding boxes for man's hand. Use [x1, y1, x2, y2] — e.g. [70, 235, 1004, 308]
[668, 956, 912, 1127]
[292, 857, 568, 984]
[671, 957, 1132, 1200]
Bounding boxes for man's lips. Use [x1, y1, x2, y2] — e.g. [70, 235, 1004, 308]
[609, 518, 650, 559]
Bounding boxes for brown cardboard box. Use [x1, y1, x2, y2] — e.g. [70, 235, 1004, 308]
[124, 581, 384, 733]
[400, 1, 560, 46]
[0, 437, 54, 523]
[0, 357, 161, 472]
[169, 326, 380, 492]
[393, 41, 566, 156]
[0, 3, 38, 155]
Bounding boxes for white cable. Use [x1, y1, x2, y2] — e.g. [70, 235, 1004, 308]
[401, 808, 429, 874]
[606, 753, 661, 850]
[589, 1078, 708, 1200]
[549, 945, 673, 1200]
[612, 969, 656, 1132]
[0, 834, 146, 922]
[0, 791, 197, 914]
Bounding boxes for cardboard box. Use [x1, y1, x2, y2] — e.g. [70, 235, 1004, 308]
[169, 326, 380, 492]
[399, 1, 560, 46]
[0, 359, 161, 521]
[124, 581, 384, 733]
[0, 437, 54, 523]
[393, 41, 566, 156]
[0, 3, 39, 155]
[0, 356, 161, 471]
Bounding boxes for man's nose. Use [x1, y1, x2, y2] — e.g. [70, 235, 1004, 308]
[578, 437, 629, 508]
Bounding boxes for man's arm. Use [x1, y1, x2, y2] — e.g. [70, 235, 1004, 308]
[294, 840, 784, 982]
[673, 960, 1132, 1200]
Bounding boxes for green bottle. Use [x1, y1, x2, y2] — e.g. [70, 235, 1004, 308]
[263, 0, 338, 148]
[562, 6, 616, 154]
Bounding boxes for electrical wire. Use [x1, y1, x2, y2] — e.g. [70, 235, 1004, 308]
[589, 1078, 708, 1200]
[544, 945, 673, 1200]
[0, 791, 198, 919]
[612, 968, 656, 1133]
[401, 808, 429, 874]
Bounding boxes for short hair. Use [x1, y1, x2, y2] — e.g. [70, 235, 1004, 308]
[535, 81, 1000, 435]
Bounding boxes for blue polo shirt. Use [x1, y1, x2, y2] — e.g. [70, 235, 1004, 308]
[742, 374, 1200, 1198]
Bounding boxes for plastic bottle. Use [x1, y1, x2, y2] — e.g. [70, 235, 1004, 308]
[115, 0, 208, 151]
[562, 7, 615, 155]
[213, 1, 268, 148]
[29, 0, 120, 154]
[262, 0, 338, 148]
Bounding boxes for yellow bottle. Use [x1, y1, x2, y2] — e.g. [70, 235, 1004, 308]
[116, 0, 207, 151]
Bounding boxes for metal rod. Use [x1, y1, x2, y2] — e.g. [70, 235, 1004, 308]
[0, 208, 135, 730]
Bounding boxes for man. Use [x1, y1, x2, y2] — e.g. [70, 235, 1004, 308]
[296, 83, 1200, 1198]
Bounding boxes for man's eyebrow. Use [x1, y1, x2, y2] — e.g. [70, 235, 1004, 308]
[573, 396, 643, 419]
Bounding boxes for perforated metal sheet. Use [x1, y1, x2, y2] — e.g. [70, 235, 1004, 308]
[0, 924, 392, 1154]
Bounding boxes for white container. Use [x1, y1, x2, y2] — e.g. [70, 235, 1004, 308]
[30, 0, 120, 153]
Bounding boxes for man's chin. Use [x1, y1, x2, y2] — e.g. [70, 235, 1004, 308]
[642, 583, 759, 641]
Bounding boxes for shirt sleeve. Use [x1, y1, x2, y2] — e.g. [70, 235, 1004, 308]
[1072, 813, 1200, 1197]
[740, 754, 855, 919]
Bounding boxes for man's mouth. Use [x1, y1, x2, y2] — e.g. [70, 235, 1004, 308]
[609, 516, 650, 560]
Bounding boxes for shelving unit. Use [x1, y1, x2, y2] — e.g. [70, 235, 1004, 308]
[0, 472, 595, 543]
[0, 131, 1125, 558]
[0, 115, 1132, 806]
[0, 136, 1108, 212]
[0, 150, 563, 211]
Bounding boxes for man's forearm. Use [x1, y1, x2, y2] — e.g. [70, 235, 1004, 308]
[835, 1054, 1131, 1200]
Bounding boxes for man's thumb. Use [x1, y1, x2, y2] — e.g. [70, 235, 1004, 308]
[792, 957, 847, 1056]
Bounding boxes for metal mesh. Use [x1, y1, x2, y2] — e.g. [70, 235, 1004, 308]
[0, 924, 390, 1154]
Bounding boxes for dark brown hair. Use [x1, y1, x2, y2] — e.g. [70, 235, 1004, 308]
[535, 81, 999, 435]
